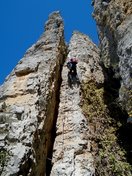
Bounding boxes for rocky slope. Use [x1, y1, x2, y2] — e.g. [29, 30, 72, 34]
[92, 0, 132, 116]
[0, 11, 66, 175]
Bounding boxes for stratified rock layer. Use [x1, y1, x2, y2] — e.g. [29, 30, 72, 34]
[51, 32, 104, 176]
[92, 0, 132, 116]
[0, 11, 66, 176]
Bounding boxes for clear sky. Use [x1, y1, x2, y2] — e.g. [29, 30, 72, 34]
[0, 0, 98, 85]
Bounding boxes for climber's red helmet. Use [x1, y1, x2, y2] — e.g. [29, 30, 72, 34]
[70, 58, 78, 62]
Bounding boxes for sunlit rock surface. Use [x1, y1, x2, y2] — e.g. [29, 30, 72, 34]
[51, 32, 104, 176]
[0, 11, 66, 176]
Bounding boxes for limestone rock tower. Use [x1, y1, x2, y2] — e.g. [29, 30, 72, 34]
[0, 2, 132, 175]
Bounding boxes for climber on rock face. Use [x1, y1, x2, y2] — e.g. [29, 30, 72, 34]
[67, 58, 79, 86]
[67, 58, 78, 76]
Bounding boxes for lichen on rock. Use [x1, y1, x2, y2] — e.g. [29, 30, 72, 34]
[81, 76, 132, 175]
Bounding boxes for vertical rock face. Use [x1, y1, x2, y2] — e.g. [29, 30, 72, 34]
[92, 0, 132, 115]
[92, 1, 132, 174]
[0, 11, 66, 176]
[51, 32, 104, 176]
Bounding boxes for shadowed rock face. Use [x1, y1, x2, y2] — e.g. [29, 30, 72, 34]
[0, 11, 67, 176]
[92, 0, 132, 116]
[50, 32, 104, 176]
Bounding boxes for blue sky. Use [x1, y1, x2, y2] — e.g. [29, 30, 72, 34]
[0, 0, 98, 85]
